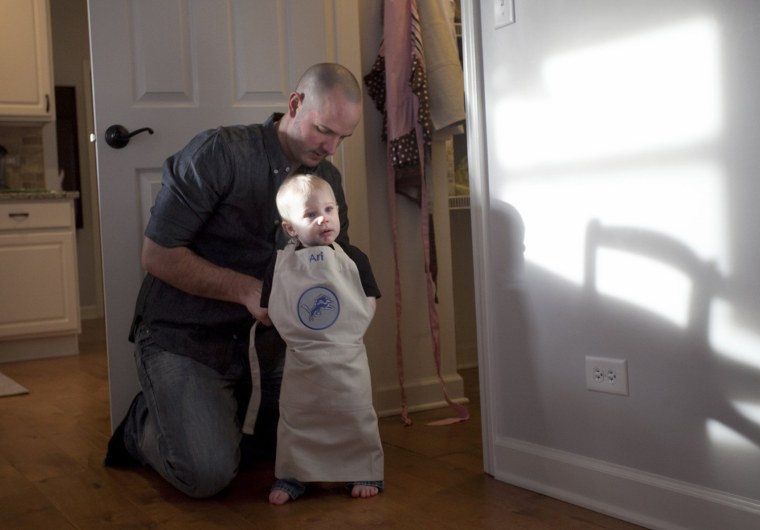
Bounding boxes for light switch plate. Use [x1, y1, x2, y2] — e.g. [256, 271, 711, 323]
[495, 0, 515, 29]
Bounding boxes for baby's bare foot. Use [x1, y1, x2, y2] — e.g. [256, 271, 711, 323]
[269, 489, 291, 505]
[351, 484, 379, 498]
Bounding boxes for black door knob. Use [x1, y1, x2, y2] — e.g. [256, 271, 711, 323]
[105, 125, 154, 149]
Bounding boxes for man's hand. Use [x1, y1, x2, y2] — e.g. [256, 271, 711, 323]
[246, 299, 272, 327]
[142, 237, 271, 323]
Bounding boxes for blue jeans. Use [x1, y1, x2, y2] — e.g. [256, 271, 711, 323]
[124, 323, 281, 498]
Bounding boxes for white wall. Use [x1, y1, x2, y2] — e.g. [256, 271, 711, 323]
[468, 1, 760, 528]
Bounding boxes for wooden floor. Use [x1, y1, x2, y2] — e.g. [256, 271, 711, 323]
[0, 319, 644, 529]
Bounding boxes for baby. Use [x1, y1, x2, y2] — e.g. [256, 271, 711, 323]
[258, 173, 384, 504]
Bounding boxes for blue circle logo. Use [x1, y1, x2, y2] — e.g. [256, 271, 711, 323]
[298, 286, 340, 330]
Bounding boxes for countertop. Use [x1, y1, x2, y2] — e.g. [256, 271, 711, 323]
[0, 190, 80, 200]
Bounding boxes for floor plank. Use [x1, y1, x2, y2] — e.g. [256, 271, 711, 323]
[0, 319, 645, 529]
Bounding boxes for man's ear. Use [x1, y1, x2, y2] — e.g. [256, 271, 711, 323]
[287, 92, 304, 117]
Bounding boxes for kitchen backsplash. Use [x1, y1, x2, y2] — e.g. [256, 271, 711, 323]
[0, 126, 45, 189]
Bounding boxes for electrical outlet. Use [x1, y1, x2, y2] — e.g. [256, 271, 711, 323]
[585, 356, 629, 396]
[494, 0, 515, 29]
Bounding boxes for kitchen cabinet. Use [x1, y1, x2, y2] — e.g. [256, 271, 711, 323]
[0, 0, 55, 121]
[0, 196, 80, 360]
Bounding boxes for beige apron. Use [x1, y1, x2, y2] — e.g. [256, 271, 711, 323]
[268, 242, 383, 482]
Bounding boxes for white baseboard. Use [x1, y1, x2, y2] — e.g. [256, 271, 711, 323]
[0, 334, 79, 363]
[492, 436, 760, 530]
[374, 372, 468, 418]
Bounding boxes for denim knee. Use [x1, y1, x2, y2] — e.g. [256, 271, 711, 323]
[168, 451, 240, 499]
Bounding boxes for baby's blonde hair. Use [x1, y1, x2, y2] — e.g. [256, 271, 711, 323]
[276, 173, 337, 223]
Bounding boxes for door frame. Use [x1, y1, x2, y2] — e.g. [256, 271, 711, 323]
[460, 0, 493, 474]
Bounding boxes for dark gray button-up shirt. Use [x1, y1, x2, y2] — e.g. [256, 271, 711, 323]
[130, 113, 350, 373]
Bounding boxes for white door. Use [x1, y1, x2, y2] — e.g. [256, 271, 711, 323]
[88, 0, 367, 428]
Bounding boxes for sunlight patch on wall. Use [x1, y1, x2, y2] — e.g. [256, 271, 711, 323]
[710, 299, 760, 371]
[498, 165, 726, 285]
[495, 18, 721, 170]
[706, 418, 758, 451]
[491, 17, 726, 326]
[733, 401, 760, 428]
[597, 249, 691, 327]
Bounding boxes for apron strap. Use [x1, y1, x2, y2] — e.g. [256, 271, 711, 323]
[418, 164, 470, 427]
[242, 320, 262, 434]
[386, 156, 413, 426]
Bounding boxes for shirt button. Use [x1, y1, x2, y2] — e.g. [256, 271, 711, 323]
[285, 166, 290, 173]
[273, 169, 279, 174]
[232, 334, 238, 340]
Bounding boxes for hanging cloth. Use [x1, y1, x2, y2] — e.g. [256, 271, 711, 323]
[364, 0, 469, 426]
[418, 0, 466, 138]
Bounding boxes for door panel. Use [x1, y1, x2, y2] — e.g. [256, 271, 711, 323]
[138, 169, 163, 231]
[131, 2, 195, 103]
[89, 0, 365, 427]
[232, 1, 286, 96]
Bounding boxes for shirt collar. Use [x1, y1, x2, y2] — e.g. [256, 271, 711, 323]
[262, 112, 320, 177]
[262, 113, 292, 177]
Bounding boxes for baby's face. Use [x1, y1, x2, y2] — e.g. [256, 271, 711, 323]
[285, 187, 340, 247]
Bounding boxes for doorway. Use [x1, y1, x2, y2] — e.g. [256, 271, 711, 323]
[52, 0, 479, 435]
[49, 0, 103, 321]
[449, 3, 479, 372]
